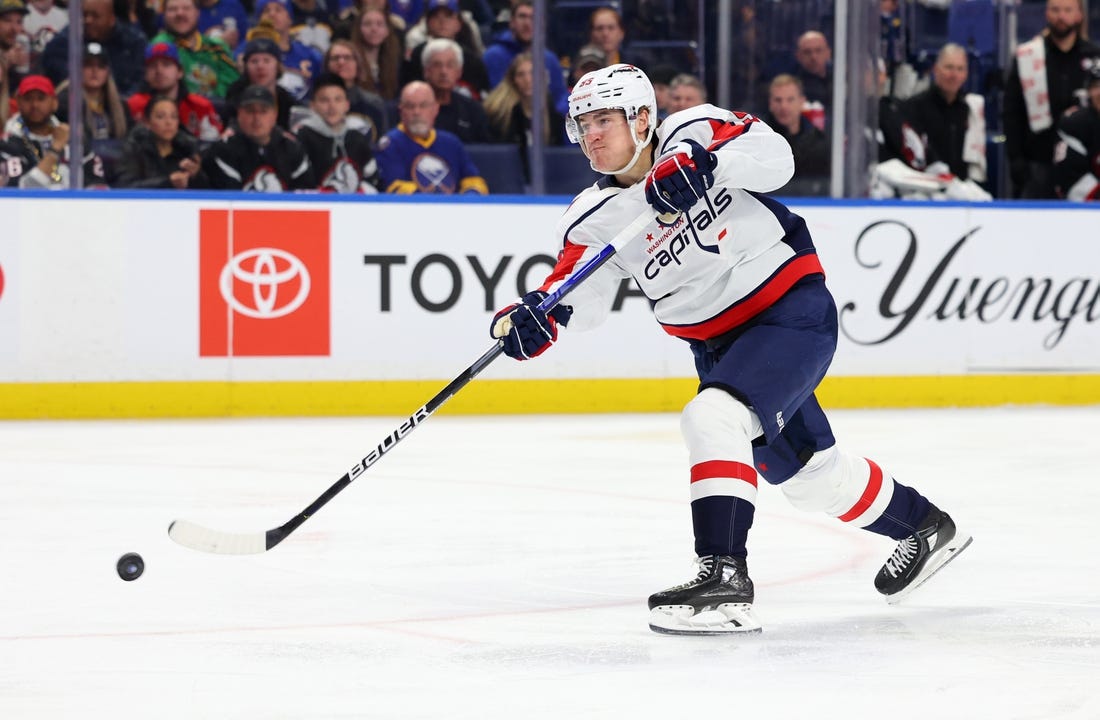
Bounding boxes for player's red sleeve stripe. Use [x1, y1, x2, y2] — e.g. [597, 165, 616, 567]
[707, 117, 755, 152]
[537, 241, 589, 292]
[661, 254, 824, 340]
[690, 460, 758, 487]
[837, 458, 884, 522]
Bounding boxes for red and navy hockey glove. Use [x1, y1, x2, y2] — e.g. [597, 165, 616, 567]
[645, 139, 717, 215]
[490, 291, 573, 360]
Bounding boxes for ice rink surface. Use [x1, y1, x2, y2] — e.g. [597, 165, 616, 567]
[2, 407, 1098, 719]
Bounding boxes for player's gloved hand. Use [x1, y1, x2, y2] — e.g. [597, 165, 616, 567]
[490, 291, 573, 360]
[645, 139, 717, 215]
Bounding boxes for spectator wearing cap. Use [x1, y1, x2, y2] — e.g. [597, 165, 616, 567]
[1, 74, 107, 187]
[321, 38, 386, 141]
[55, 42, 129, 154]
[150, 0, 240, 99]
[41, 0, 147, 96]
[401, 0, 488, 101]
[197, 0, 249, 50]
[374, 79, 487, 194]
[421, 38, 488, 142]
[127, 42, 224, 144]
[244, 0, 323, 102]
[482, 0, 568, 115]
[567, 44, 606, 89]
[1, 0, 30, 91]
[294, 72, 380, 193]
[116, 95, 208, 188]
[483, 52, 565, 182]
[224, 36, 299, 130]
[405, 0, 482, 53]
[1054, 63, 1100, 201]
[202, 84, 316, 190]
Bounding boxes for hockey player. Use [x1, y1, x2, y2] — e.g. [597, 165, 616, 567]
[489, 64, 972, 635]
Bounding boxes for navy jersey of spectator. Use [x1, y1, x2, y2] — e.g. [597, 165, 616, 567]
[375, 124, 486, 193]
[198, 0, 250, 48]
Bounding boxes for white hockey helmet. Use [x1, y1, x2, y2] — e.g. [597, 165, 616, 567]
[566, 63, 657, 174]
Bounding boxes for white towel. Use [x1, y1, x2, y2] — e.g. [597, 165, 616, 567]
[1016, 35, 1052, 133]
[963, 93, 987, 182]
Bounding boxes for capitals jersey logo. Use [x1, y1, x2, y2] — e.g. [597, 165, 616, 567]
[644, 187, 734, 279]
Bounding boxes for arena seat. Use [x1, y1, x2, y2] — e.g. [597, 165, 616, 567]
[465, 143, 528, 195]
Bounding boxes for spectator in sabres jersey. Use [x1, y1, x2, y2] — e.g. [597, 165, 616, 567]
[245, 0, 323, 102]
[374, 80, 487, 194]
[148, 0, 240, 99]
[294, 72, 381, 193]
[202, 84, 315, 190]
[127, 42, 224, 145]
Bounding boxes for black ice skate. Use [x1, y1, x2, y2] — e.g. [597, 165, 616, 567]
[648, 555, 762, 635]
[875, 504, 973, 605]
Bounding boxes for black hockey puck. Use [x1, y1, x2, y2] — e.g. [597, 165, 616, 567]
[117, 552, 144, 581]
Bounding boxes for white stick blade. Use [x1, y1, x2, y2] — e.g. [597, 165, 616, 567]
[168, 520, 267, 555]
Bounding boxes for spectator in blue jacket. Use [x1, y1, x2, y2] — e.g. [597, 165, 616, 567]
[482, 0, 568, 115]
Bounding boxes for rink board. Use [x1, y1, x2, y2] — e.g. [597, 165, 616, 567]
[0, 192, 1097, 418]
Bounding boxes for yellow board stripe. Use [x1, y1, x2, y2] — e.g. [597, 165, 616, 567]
[2, 375, 1099, 419]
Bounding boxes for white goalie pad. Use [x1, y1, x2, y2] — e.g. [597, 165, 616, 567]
[649, 603, 763, 635]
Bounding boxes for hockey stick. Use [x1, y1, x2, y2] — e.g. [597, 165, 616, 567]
[168, 209, 656, 555]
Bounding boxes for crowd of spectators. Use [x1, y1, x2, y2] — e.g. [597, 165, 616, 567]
[1, 0, 1098, 201]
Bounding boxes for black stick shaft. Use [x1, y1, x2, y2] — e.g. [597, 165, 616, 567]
[263, 240, 626, 550]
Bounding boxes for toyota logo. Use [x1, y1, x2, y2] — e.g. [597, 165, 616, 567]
[0, 263, 5, 302]
[219, 248, 311, 319]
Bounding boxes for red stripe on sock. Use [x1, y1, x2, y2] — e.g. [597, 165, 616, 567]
[690, 460, 758, 487]
[837, 458, 884, 522]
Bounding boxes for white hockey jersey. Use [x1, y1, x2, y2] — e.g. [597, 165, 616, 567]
[538, 104, 825, 341]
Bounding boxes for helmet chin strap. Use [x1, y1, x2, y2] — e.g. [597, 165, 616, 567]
[586, 118, 655, 176]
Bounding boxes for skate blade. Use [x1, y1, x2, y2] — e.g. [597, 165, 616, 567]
[648, 603, 763, 635]
[885, 532, 974, 606]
